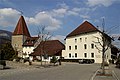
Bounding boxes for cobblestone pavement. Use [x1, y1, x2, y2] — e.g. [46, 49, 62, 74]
[0, 62, 100, 80]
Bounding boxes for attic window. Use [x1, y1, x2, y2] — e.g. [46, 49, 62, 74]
[85, 37, 87, 42]
[80, 38, 82, 42]
[75, 39, 77, 43]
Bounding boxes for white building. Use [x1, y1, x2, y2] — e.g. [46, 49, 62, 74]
[62, 21, 111, 63]
[22, 37, 39, 59]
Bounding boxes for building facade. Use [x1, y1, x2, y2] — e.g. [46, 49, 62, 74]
[22, 37, 39, 59]
[62, 21, 111, 63]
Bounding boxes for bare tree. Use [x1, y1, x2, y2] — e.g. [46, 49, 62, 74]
[37, 26, 52, 66]
[93, 19, 112, 74]
[93, 33, 111, 74]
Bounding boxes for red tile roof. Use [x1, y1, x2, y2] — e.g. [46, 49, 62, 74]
[23, 37, 39, 46]
[30, 40, 65, 56]
[13, 16, 31, 37]
[66, 21, 99, 38]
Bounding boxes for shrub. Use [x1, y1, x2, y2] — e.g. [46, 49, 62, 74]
[50, 56, 58, 65]
[116, 60, 120, 68]
[116, 55, 120, 68]
[24, 57, 29, 63]
[0, 60, 6, 67]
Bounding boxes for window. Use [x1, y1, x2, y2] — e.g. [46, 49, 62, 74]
[75, 39, 77, 43]
[69, 46, 71, 50]
[75, 53, 77, 58]
[85, 37, 87, 42]
[75, 45, 77, 50]
[80, 38, 82, 42]
[84, 44, 87, 49]
[91, 53, 94, 58]
[91, 44, 94, 49]
[84, 53, 87, 58]
[69, 53, 71, 58]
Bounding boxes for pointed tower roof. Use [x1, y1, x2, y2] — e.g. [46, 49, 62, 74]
[66, 21, 99, 38]
[13, 16, 30, 37]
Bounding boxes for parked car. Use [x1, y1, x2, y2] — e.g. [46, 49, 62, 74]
[79, 59, 94, 64]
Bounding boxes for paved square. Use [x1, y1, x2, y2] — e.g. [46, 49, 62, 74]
[0, 62, 100, 80]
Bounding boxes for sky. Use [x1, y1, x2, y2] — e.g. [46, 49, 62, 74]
[0, 0, 120, 45]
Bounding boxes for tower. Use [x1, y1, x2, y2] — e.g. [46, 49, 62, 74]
[12, 16, 30, 57]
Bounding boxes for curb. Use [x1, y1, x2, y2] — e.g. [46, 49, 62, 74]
[89, 68, 99, 80]
[112, 70, 119, 80]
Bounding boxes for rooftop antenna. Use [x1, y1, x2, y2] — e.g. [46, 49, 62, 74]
[102, 18, 105, 33]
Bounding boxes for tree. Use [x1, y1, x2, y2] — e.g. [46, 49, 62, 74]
[50, 56, 58, 66]
[37, 26, 52, 66]
[93, 19, 111, 74]
[0, 42, 16, 60]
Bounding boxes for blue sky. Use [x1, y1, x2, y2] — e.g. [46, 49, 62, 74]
[0, 0, 120, 44]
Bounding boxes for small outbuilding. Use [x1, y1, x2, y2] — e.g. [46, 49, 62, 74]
[30, 40, 65, 62]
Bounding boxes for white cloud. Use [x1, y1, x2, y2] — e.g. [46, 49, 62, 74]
[80, 15, 90, 19]
[51, 35, 65, 42]
[0, 8, 20, 27]
[87, 0, 117, 7]
[67, 11, 79, 16]
[0, 8, 62, 31]
[57, 2, 69, 9]
[70, 7, 96, 19]
[51, 8, 67, 17]
[26, 11, 62, 31]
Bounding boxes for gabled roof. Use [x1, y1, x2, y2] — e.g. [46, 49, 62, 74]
[23, 37, 39, 46]
[12, 16, 30, 37]
[30, 40, 65, 56]
[66, 21, 99, 38]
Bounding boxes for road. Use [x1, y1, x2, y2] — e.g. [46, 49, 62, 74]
[0, 62, 100, 80]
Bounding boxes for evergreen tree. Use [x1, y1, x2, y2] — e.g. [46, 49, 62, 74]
[0, 42, 15, 60]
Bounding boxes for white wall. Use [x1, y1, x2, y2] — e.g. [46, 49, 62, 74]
[62, 32, 111, 63]
[23, 46, 34, 58]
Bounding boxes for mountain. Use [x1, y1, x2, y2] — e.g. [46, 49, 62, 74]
[0, 30, 12, 44]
